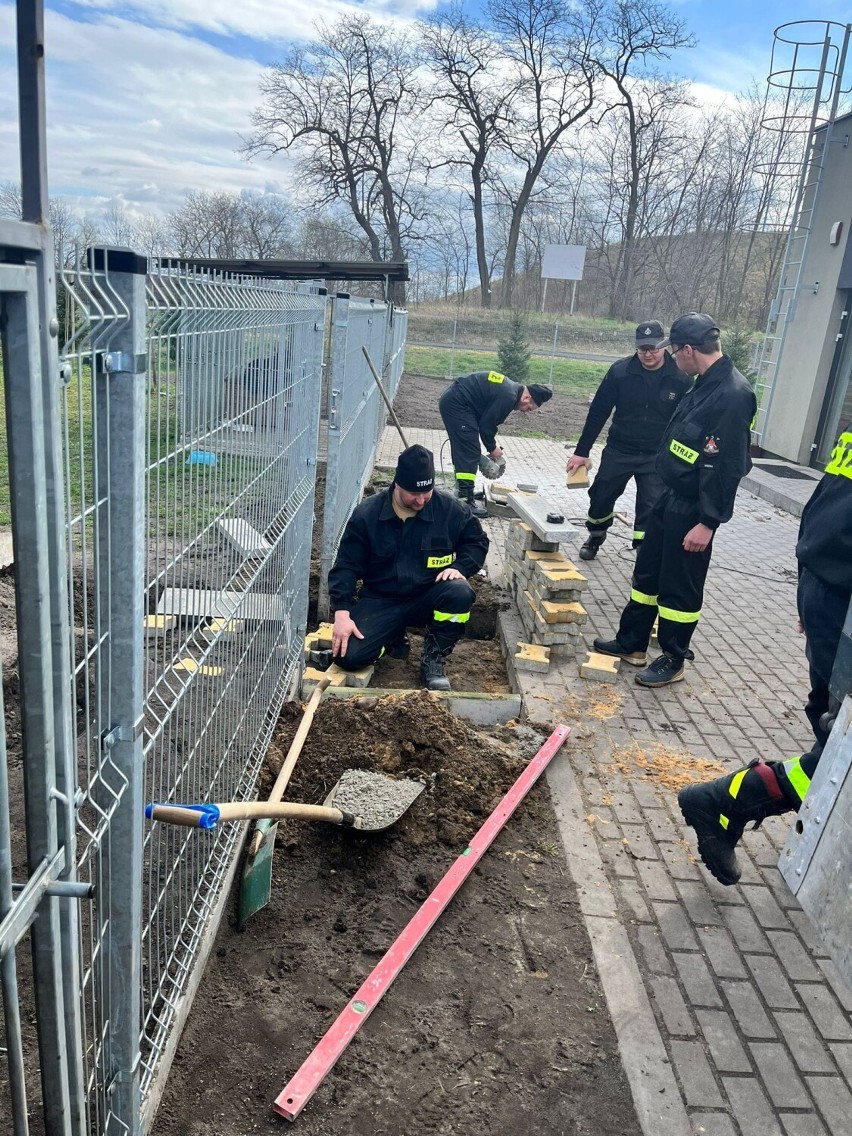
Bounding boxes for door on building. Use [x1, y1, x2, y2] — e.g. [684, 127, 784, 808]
[815, 296, 852, 467]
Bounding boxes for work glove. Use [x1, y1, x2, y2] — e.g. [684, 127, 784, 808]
[478, 453, 505, 480]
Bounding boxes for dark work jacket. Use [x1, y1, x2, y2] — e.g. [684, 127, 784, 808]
[796, 432, 852, 592]
[655, 355, 756, 530]
[442, 371, 524, 453]
[575, 353, 692, 458]
[328, 487, 489, 610]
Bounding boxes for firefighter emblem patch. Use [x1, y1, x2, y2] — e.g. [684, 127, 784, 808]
[703, 436, 719, 455]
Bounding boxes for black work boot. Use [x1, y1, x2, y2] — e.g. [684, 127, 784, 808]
[678, 760, 792, 885]
[457, 481, 488, 519]
[579, 533, 606, 560]
[592, 637, 647, 667]
[419, 628, 461, 691]
[635, 652, 685, 687]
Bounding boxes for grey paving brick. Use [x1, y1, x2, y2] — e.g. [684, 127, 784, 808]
[797, 984, 852, 1042]
[787, 912, 830, 958]
[637, 923, 673, 975]
[632, 779, 663, 808]
[702, 872, 747, 905]
[830, 1043, 852, 1089]
[722, 905, 772, 954]
[697, 1009, 752, 1073]
[698, 927, 748, 979]
[620, 822, 659, 861]
[745, 956, 799, 1010]
[766, 931, 821, 983]
[748, 1043, 811, 1108]
[722, 1076, 784, 1136]
[741, 884, 790, 930]
[653, 900, 700, 951]
[774, 1012, 837, 1074]
[676, 880, 722, 926]
[613, 878, 652, 923]
[674, 952, 724, 1008]
[670, 1040, 725, 1107]
[721, 981, 778, 1039]
[817, 959, 852, 1015]
[599, 838, 636, 878]
[741, 828, 782, 868]
[609, 791, 644, 824]
[581, 775, 609, 806]
[761, 866, 802, 911]
[650, 974, 696, 1036]
[645, 808, 680, 843]
[689, 1113, 738, 1136]
[805, 1075, 852, 1135]
[635, 859, 678, 901]
[658, 840, 702, 880]
[780, 1116, 829, 1136]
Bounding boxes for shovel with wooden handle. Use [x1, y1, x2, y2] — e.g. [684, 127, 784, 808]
[237, 676, 330, 928]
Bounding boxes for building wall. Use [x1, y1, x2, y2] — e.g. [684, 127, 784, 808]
[763, 119, 852, 464]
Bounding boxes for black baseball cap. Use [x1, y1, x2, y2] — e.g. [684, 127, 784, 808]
[394, 444, 435, 493]
[635, 320, 666, 348]
[661, 313, 720, 349]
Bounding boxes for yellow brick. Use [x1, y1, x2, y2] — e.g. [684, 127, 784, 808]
[174, 658, 223, 677]
[540, 600, 587, 625]
[525, 549, 568, 564]
[535, 563, 589, 592]
[302, 665, 346, 688]
[514, 641, 550, 673]
[579, 652, 620, 683]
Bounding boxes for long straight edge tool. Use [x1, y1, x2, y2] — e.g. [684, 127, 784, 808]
[273, 723, 571, 1122]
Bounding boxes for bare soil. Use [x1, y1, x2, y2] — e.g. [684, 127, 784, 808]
[152, 693, 640, 1136]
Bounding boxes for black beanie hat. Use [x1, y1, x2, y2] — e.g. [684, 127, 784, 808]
[394, 444, 435, 493]
[526, 384, 553, 407]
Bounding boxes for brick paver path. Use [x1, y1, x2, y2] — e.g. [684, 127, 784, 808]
[378, 426, 852, 1136]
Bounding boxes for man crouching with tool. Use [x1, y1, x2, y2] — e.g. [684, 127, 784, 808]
[326, 445, 489, 691]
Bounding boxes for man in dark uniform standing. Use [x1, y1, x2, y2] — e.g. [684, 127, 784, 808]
[567, 320, 692, 560]
[439, 371, 553, 517]
[679, 431, 852, 884]
[593, 313, 756, 688]
[328, 444, 489, 691]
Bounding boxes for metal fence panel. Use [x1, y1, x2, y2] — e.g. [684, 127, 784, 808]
[55, 251, 326, 1132]
[316, 297, 408, 620]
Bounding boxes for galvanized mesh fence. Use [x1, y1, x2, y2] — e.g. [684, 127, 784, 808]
[316, 296, 409, 621]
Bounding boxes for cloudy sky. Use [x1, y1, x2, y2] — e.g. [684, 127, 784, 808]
[0, 0, 848, 221]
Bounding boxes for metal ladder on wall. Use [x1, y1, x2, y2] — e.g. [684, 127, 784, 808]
[752, 21, 852, 448]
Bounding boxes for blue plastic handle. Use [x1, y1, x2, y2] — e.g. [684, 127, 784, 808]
[145, 803, 221, 830]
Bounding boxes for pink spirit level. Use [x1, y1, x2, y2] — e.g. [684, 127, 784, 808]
[273, 723, 571, 1122]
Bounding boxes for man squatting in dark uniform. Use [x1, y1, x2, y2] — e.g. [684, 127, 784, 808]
[439, 371, 553, 517]
[566, 320, 692, 560]
[594, 313, 757, 689]
[328, 444, 489, 691]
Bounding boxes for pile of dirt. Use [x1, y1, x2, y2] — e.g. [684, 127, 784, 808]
[265, 691, 526, 849]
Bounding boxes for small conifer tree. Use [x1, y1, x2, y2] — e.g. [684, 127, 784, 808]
[497, 311, 532, 383]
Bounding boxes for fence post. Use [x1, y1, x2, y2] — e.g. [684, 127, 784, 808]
[317, 294, 349, 622]
[93, 247, 148, 1135]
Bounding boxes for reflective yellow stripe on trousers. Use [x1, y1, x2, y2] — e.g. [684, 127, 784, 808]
[630, 588, 658, 606]
[455, 472, 476, 482]
[433, 610, 470, 623]
[658, 605, 701, 623]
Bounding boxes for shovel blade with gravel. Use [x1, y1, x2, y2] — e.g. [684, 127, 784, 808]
[323, 770, 425, 832]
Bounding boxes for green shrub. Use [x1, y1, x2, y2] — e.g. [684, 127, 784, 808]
[497, 311, 531, 383]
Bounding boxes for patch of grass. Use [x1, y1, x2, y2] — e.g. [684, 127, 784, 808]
[403, 345, 607, 398]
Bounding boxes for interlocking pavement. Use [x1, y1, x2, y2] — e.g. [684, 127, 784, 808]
[378, 426, 852, 1136]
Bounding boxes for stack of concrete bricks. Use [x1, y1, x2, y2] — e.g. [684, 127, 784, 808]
[503, 519, 589, 672]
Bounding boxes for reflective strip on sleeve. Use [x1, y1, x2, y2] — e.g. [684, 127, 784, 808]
[719, 814, 730, 830]
[658, 604, 701, 623]
[781, 756, 811, 802]
[825, 432, 852, 480]
[433, 610, 470, 623]
[486, 371, 505, 384]
[728, 768, 748, 799]
[669, 438, 699, 464]
[455, 472, 476, 482]
[630, 588, 658, 606]
[632, 530, 645, 541]
[587, 511, 614, 524]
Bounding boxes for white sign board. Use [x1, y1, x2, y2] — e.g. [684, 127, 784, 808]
[541, 244, 586, 281]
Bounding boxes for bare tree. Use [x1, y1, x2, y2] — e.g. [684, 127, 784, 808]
[247, 14, 429, 298]
[489, 0, 596, 308]
[0, 180, 22, 218]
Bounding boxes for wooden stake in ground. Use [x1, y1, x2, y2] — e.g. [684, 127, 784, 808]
[362, 346, 408, 449]
[272, 723, 572, 1123]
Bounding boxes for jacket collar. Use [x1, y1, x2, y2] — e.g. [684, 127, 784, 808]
[693, 354, 731, 392]
[379, 486, 434, 521]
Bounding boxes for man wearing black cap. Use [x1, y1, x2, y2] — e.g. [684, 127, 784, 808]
[439, 371, 553, 517]
[327, 444, 489, 691]
[593, 313, 756, 688]
[567, 320, 692, 560]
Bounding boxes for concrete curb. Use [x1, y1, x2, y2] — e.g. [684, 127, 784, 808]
[318, 685, 522, 726]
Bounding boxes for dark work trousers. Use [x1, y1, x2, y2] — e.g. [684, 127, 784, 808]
[334, 578, 476, 671]
[438, 391, 481, 485]
[586, 446, 666, 544]
[793, 567, 851, 775]
[616, 492, 713, 661]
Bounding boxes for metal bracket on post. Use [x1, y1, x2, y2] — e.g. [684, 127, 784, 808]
[99, 352, 148, 376]
[100, 723, 142, 753]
